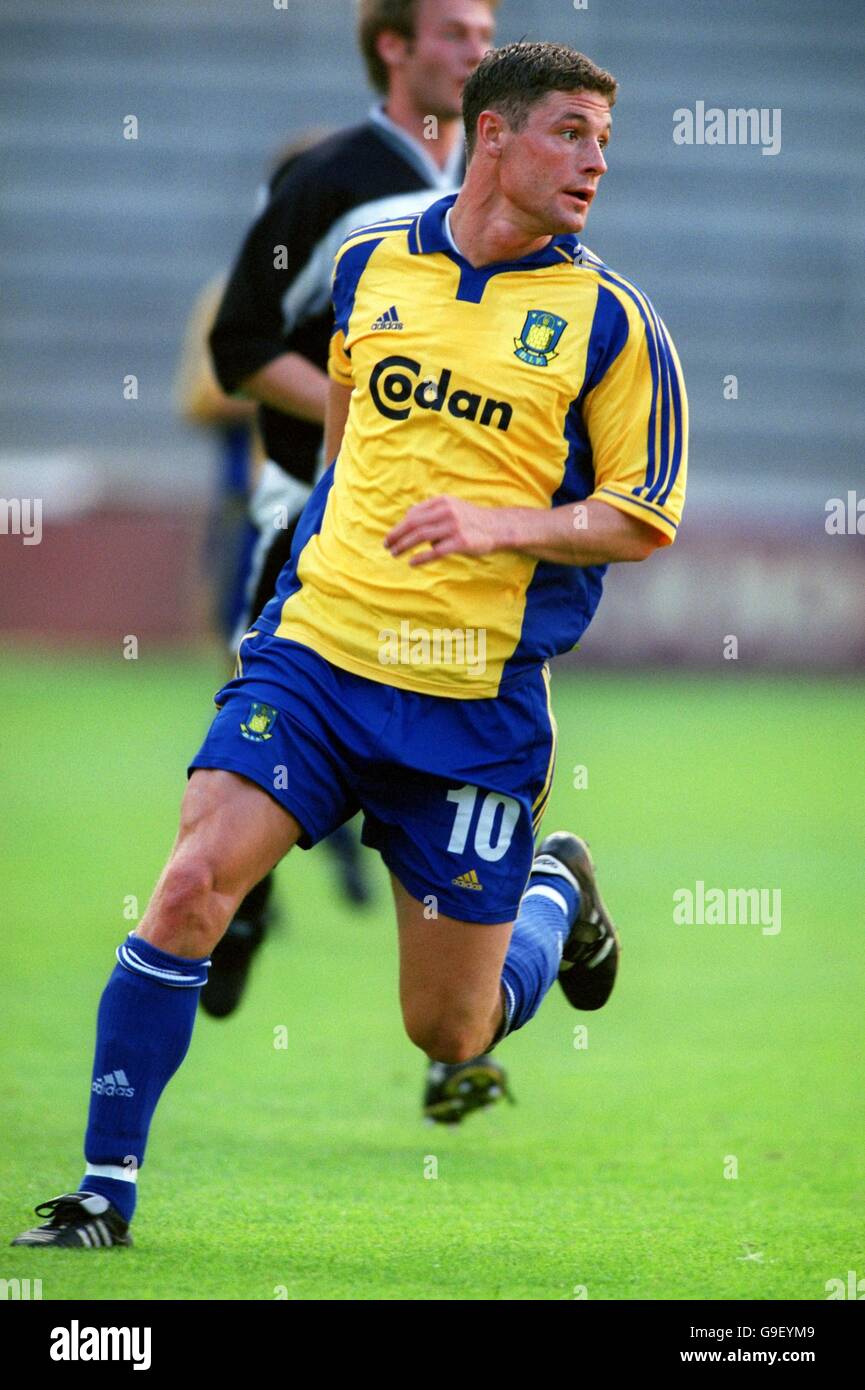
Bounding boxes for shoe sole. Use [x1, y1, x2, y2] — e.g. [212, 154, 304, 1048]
[424, 1063, 510, 1125]
[11, 1232, 133, 1249]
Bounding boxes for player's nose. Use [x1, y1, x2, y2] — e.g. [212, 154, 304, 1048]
[463, 32, 491, 68]
[580, 140, 608, 177]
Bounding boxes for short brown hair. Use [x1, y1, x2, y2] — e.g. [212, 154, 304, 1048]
[358, 0, 499, 94]
[463, 41, 617, 158]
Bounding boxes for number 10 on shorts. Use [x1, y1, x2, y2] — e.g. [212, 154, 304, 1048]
[446, 785, 520, 863]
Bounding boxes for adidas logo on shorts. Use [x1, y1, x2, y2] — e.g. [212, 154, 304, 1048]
[452, 868, 483, 891]
[371, 305, 404, 331]
[91, 1069, 135, 1098]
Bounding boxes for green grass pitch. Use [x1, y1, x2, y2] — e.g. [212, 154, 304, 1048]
[1, 649, 862, 1300]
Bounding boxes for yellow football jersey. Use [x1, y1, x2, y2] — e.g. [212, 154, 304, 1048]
[261, 194, 687, 698]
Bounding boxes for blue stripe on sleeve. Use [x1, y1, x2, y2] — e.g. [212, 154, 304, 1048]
[597, 487, 679, 530]
[580, 284, 630, 394]
[596, 270, 662, 498]
[645, 305, 671, 502]
[654, 320, 685, 505]
[332, 236, 386, 339]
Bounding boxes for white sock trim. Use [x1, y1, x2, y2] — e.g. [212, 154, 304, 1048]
[85, 1163, 138, 1184]
[531, 852, 581, 894]
[522, 883, 570, 916]
[502, 980, 516, 1033]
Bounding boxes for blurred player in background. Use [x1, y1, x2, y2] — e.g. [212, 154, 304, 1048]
[207, 0, 498, 1023]
[13, 39, 689, 1249]
[175, 273, 261, 644]
[174, 134, 329, 645]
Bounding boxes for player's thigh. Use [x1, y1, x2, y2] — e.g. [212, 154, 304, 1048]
[392, 874, 513, 1035]
[174, 767, 302, 889]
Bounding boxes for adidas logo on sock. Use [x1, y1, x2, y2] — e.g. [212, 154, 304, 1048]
[91, 1069, 135, 1098]
[371, 305, 403, 331]
[452, 868, 483, 891]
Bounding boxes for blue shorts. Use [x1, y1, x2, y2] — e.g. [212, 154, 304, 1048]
[189, 632, 557, 924]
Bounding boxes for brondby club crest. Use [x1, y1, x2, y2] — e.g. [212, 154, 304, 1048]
[240, 701, 278, 742]
[514, 310, 567, 367]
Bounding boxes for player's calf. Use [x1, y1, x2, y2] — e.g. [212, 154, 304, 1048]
[394, 882, 511, 1057]
[391, 876, 514, 1117]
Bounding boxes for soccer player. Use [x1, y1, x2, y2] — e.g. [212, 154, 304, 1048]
[13, 40, 687, 1248]
[206, 0, 498, 1018]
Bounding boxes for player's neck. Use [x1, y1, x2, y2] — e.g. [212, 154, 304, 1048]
[449, 186, 553, 268]
[381, 94, 462, 171]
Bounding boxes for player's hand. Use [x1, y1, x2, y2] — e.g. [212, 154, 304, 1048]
[384, 495, 506, 567]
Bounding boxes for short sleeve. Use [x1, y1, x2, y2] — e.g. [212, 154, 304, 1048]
[327, 233, 389, 387]
[328, 327, 353, 387]
[583, 289, 688, 544]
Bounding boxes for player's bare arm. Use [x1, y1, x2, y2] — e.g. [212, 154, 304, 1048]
[239, 350, 329, 424]
[385, 493, 661, 566]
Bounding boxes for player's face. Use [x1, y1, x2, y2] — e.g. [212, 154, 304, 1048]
[498, 89, 611, 236]
[405, 0, 495, 120]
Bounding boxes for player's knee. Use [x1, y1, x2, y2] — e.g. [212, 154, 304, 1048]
[156, 857, 220, 939]
[404, 1013, 483, 1065]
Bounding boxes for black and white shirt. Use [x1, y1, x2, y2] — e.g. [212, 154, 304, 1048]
[210, 106, 464, 484]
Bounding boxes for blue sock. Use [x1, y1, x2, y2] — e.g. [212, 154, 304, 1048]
[78, 935, 210, 1224]
[499, 863, 581, 1038]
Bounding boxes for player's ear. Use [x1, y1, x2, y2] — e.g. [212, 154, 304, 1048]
[476, 109, 507, 157]
[375, 28, 411, 74]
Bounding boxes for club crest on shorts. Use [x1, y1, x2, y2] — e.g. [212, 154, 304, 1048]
[240, 701, 278, 742]
[514, 309, 567, 367]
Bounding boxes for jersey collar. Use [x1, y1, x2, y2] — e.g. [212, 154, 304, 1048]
[410, 194, 582, 269]
[368, 104, 464, 190]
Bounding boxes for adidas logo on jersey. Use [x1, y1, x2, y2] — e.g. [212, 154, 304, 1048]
[91, 1069, 134, 1098]
[452, 868, 483, 891]
[371, 305, 403, 331]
